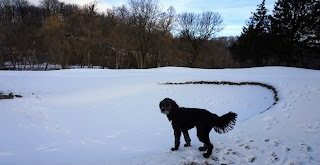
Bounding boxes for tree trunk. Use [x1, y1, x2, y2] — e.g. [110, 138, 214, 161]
[87, 50, 91, 68]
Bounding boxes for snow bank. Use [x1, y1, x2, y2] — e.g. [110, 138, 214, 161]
[0, 67, 319, 165]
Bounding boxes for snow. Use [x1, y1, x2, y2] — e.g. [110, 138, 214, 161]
[0, 67, 320, 165]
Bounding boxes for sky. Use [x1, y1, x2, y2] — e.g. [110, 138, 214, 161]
[29, 0, 277, 36]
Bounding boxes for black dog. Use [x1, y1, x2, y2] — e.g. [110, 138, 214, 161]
[159, 98, 237, 158]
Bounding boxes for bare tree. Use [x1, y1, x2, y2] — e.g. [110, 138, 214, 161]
[40, 14, 67, 68]
[116, 0, 174, 68]
[178, 11, 223, 67]
[40, 0, 60, 15]
[158, 6, 176, 34]
[155, 6, 176, 67]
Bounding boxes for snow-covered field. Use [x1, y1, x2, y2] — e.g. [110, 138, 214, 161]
[0, 67, 319, 165]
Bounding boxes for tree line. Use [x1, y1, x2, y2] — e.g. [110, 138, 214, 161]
[1, 0, 319, 70]
[230, 0, 319, 69]
[1, 0, 234, 70]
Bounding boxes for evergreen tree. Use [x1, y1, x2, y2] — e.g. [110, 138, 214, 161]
[301, 0, 319, 48]
[230, 0, 271, 66]
[271, 0, 319, 66]
[244, 0, 269, 35]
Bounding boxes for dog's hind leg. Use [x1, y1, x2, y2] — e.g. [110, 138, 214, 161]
[200, 136, 213, 158]
[197, 126, 213, 158]
[182, 130, 191, 147]
[199, 144, 207, 151]
[203, 140, 213, 158]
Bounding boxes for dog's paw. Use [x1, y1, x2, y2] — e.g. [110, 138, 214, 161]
[199, 146, 207, 151]
[203, 153, 210, 158]
[171, 147, 178, 151]
[184, 143, 191, 147]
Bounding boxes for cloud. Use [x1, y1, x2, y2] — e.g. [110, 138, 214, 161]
[216, 6, 256, 20]
[60, 0, 93, 6]
[160, 0, 195, 12]
[28, 0, 40, 5]
[96, 1, 113, 12]
[29, 0, 92, 6]
[28, 0, 113, 12]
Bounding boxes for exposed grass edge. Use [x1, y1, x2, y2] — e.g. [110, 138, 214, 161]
[0, 92, 23, 100]
[161, 81, 279, 114]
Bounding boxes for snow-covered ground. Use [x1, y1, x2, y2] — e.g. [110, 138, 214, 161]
[0, 67, 319, 165]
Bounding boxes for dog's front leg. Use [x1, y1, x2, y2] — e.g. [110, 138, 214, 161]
[171, 125, 181, 151]
[182, 130, 191, 147]
[172, 129, 181, 151]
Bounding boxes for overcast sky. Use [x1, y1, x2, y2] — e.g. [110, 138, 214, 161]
[29, 0, 277, 36]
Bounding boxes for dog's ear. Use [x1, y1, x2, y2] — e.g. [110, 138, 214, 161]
[160, 98, 179, 109]
[160, 98, 168, 107]
[167, 98, 179, 109]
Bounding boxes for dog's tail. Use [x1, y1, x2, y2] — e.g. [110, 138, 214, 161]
[212, 112, 237, 134]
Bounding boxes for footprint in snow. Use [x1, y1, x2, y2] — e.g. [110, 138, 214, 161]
[279, 102, 295, 112]
[263, 115, 278, 130]
[245, 145, 251, 150]
[248, 156, 257, 163]
[301, 143, 312, 152]
[231, 136, 243, 143]
[273, 140, 281, 147]
[297, 121, 320, 134]
[284, 114, 290, 118]
[268, 152, 279, 164]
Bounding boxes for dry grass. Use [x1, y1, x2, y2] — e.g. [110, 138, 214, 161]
[0, 92, 22, 100]
[162, 81, 279, 113]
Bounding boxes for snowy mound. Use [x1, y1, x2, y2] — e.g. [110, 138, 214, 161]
[1, 67, 319, 165]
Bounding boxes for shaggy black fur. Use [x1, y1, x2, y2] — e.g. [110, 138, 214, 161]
[159, 98, 237, 158]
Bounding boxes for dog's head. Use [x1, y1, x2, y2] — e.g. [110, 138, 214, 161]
[159, 98, 178, 115]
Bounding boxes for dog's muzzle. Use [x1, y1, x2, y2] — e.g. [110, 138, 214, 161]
[161, 110, 170, 115]
[160, 108, 170, 115]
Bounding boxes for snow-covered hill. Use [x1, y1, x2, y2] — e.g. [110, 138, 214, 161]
[0, 67, 319, 165]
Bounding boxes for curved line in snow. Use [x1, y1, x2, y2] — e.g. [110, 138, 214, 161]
[161, 81, 279, 121]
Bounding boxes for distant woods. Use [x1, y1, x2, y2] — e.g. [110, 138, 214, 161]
[230, 0, 319, 69]
[0, 0, 319, 70]
[0, 0, 227, 69]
